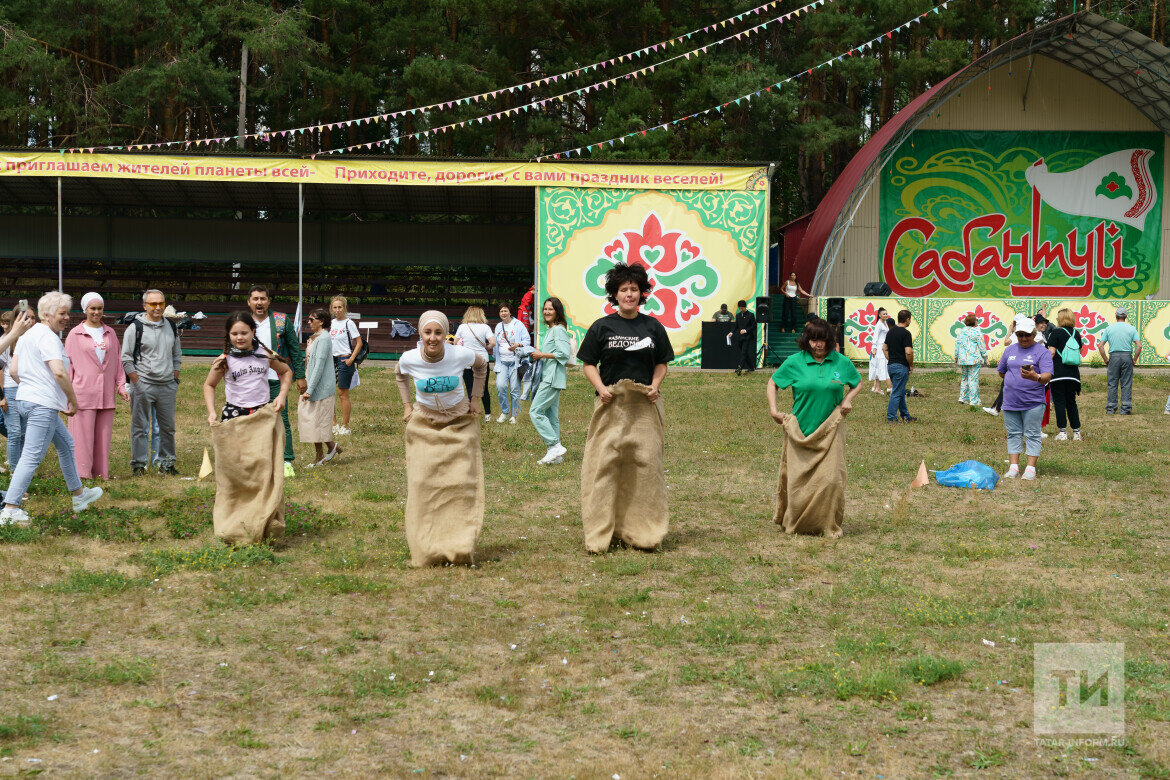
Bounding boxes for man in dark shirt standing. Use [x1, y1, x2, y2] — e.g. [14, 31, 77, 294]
[882, 309, 916, 422]
[733, 300, 756, 375]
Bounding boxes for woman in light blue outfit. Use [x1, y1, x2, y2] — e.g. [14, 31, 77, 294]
[527, 297, 572, 465]
[493, 303, 530, 423]
[953, 314, 988, 406]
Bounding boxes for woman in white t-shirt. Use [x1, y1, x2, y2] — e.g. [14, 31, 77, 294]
[395, 310, 488, 566]
[780, 272, 811, 332]
[493, 304, 530, 423]
[328, 296, 362, 436]
[454, 306, 496, 421]
[64, 292, 130, 480]
[2, 292, 103, 527]
[868, 307, 892, 394]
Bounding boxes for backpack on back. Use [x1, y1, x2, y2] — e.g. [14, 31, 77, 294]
[1059, 327, 1082, 366]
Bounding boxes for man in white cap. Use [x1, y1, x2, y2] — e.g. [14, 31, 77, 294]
[1098, 307, 1140, 415]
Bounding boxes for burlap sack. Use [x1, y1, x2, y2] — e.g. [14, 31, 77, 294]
[773, 407, 847, 536]
[580, 380, 668, 552]
[403, 409, 484, 566]
[211, 403, 285, 544]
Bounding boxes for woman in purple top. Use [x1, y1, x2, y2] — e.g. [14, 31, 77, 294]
[203, 312, 293, 424]
[996, 318, 1053, 480]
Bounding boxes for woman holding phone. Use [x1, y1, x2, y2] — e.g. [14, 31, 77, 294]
[996, 318, 1053, 480]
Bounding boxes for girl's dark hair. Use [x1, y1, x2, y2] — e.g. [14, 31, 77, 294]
[604, 262, 652, 306]
[543, 296, 567, 327]
[963, 314, 978, 327]
[796, 317, 838, 353]
[308, 308, 329, 323]
[223, 311, 258, 353]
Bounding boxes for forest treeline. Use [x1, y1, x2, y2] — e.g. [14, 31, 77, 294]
[0, 0, 1164, 222]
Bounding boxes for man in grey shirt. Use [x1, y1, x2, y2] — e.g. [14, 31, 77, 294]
[121, 289, 182, 475]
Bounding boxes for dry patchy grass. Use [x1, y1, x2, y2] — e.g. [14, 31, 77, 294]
[0, 364, 1168, 777]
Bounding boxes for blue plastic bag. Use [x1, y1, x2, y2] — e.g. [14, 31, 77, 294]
[933, 460, 999, 491]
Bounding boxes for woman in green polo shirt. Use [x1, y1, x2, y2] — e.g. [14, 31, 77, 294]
[766, 318, 861, 537]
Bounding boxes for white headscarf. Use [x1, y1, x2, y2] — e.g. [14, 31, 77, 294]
[80, 292, 104, 312]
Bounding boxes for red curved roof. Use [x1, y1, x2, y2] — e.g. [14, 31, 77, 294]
[793, 72, 958, 286]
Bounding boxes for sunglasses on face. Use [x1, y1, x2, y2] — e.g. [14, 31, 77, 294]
[145, 302, 165, 308]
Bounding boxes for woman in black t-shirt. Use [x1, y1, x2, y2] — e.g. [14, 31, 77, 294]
[576, 263, 675, 553]
[1045, 308, 1084, 441]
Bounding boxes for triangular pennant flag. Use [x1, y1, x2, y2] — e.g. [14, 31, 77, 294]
[199, 449, 213, 480]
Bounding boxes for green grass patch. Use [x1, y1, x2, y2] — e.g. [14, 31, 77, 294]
[49, 569, 150, 594]
[134, 543, 278, 576]
[284, 501, 345, 537]
[901, 654, 965, 686]
[305, 574, 388, 594]
[34, 506, 155, 542]
[158, 488, 213, 539]
[0, 714, 54, 745]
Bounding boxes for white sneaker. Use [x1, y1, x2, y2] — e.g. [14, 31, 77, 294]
[336, 425, 351, 436]
[509, 416, 517, 425]
[485, 412, 491, 421]
[1073, 431, 1082, 441]
[550, 443, 567, 459]
[1003, 466, 1019, 479]
[537, 447, 559, 465]
[982, 406, 998, 416]
[0, 506, 30, 526]
[1040, 432, 1049, 439]
[1054, 431, 1068, 441]
[72, 486, 103, 513]
[1022, 466, 1037, 481]
[332, 424, 341, 435]
[496, 414, 507, 423]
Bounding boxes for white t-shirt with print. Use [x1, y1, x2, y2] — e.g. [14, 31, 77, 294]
[494, 319, 530, 363]
[398, 344, 476, 412]
[15, 323, 69, 411]
[455, 323, 493, 360]
[330, 318, 360, 358]
[85, 325, 107, 364]
[252, 315, 280, 381]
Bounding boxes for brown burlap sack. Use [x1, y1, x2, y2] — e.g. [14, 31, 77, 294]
[403, 409, 484, 566]
[580, 380, 668, 552]
[211, 403, 285, 544]
[773, 407, 847, 536]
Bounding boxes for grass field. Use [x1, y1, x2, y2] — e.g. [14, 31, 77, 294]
[0, 363, 1168, 777]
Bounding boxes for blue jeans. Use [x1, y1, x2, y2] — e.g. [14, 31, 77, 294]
[4, 386, 26, 469]
[495, 362, 522, 416]
[5, 403, 82, 508]
[887, 363, 910, 420]
[1003, 405, 1045, 458]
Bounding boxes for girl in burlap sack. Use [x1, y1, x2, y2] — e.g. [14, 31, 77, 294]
[395, 310, 489, 566]
[766, 318, 861, 538]
[577, 263, 675, 553]
[203, 312, 293, 544]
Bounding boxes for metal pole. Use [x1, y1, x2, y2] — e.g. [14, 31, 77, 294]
[57, 177, 63, 291]
[298, 183, 304, 333]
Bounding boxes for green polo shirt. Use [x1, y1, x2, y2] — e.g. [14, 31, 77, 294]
[770, 350, 861, 436]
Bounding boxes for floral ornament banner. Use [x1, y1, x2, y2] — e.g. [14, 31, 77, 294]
[838, 298, 1170, 366]
[880, 130, 1163, 299]
[537, 188, 766, 366]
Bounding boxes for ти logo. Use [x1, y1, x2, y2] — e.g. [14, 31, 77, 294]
[1034, 643, 1124, 737]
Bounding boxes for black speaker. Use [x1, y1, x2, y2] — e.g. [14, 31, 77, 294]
[754, 296, 772, 322]
[863, 281, 891, 296]
[827, 297, 846, 325]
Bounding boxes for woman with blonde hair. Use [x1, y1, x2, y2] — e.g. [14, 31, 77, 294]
[2, 292, 103, 525]
[328, 295, 362, 436]
[1045, 308, 1084, 441]
[455, 306, 496, 421]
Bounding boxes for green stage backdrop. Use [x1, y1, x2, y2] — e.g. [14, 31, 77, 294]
[536, 187, 767, 366]
[880, 130, 1164, 299]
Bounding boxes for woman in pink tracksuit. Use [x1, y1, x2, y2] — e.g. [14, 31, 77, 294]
[64, 293, 129, 479]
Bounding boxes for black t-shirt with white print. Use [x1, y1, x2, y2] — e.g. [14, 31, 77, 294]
[577, 312, 675, 387]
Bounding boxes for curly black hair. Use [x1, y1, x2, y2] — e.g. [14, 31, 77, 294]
[796, 317, 838, 353]
[603, 262, 652, 307]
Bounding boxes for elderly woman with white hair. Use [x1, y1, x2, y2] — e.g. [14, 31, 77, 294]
[395, 310, 488, 566]
[2, 292, 104, 526]
[996, 317, 1053, 481]
[64, 292, 130, 480]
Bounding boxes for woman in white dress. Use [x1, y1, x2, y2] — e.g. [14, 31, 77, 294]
[868, 307, 892, 394]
